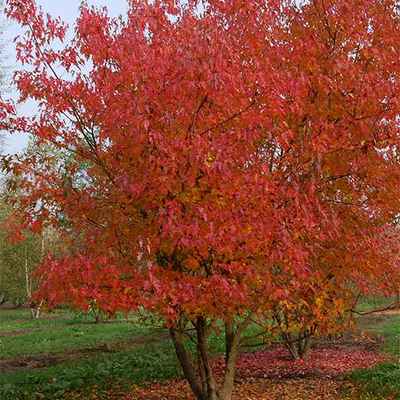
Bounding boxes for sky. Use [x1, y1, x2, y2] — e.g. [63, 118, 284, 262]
[2, 0, 129, 154]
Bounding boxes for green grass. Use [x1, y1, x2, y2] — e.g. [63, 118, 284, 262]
[0, 308, 267, 400]
[356, 296, 398, 313]
[0, 308, 177, 400]
[0, 309, 153, 358]
[349, 300, 400, 399]
[362, 315, 400, 355]
[351, 363, 400, 400]
[0, 341, 181, 400]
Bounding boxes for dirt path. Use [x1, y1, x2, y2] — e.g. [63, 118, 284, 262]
[0, 328, 36, 337]
[373, 309, 400, 316]
[0, 331, 169, 373]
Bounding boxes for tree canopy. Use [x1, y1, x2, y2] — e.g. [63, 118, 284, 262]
[2, 1, 400, 399]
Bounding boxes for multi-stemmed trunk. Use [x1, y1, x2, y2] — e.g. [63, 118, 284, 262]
[281, 330, 312, 360]
[272, 309, 314, 360]
[169, 317, 245, 400]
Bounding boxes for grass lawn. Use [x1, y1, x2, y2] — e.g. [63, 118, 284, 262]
[0, 308, 180, 400]
[0, 308, 153, 358]
[0, 342, 181, 400]
[356, 296, 399, 314]
[349, 299, 400, 399]
[0, 308, 269, 400]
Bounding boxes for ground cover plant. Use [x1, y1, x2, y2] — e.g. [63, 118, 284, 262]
[3, 0, 400, 399]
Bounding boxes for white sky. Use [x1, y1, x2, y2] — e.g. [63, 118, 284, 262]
[2, 0, 128, 154]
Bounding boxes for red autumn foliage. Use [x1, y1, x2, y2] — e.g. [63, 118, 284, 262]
[2, 0, 400, 399]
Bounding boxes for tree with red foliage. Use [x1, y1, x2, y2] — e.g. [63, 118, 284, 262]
[261, 219, 400, 360]
[2, 1, 400, 399]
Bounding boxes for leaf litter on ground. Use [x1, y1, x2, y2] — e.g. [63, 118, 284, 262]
[128, 345, 387, 400]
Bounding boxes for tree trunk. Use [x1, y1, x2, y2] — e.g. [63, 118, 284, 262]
[282, 331, 312, 360]
[169, 327, 204, 400]
[169, 317, 243, 400]
[225, 321, 234, 364]
[219, 323, 240, 400]
[31, 299, 43, 319]
[296, 332, 311, 359]
[300, 335, 311, 359]
[196, 317, 218, 400]
[282, 332, 300, 360]
[24, 245, 31, 301]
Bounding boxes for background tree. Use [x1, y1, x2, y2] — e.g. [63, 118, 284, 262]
[0, 201, 42, 307]
[0, 139, 62, 312]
